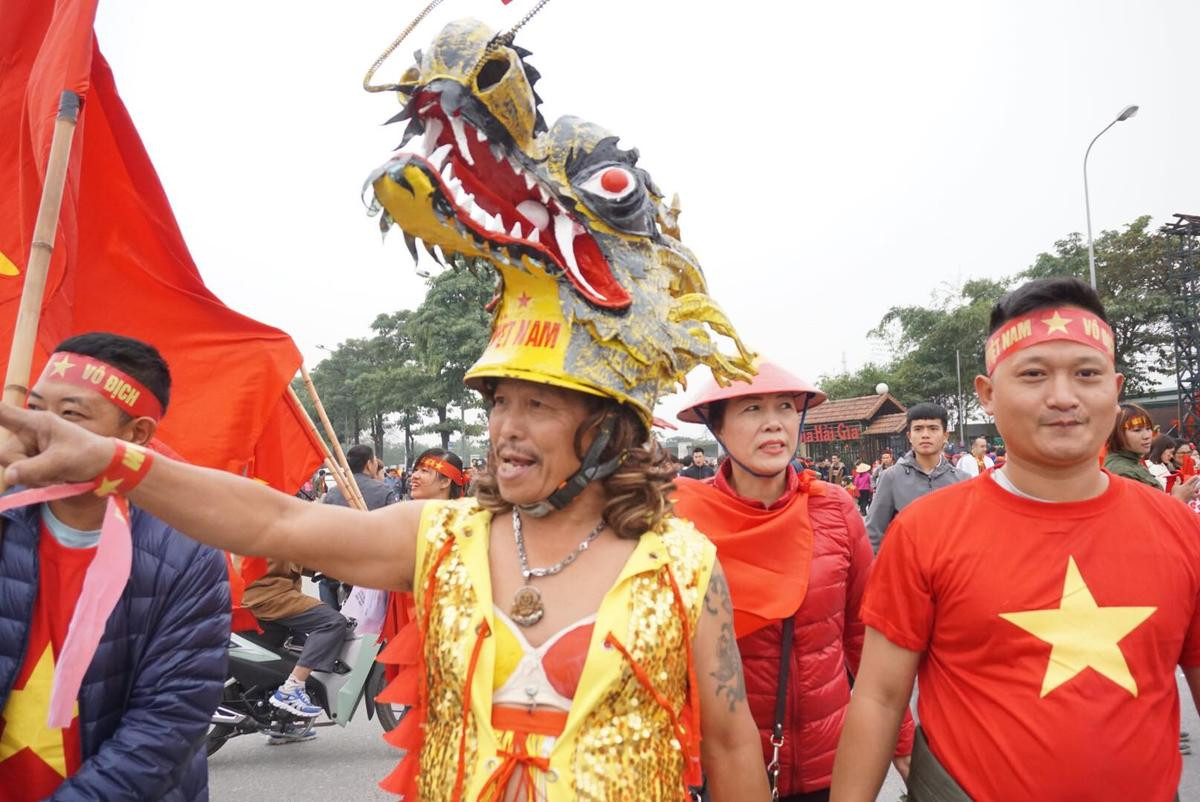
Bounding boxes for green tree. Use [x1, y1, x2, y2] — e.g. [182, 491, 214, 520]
[865, 277, 1009, 427]
[301, 342, 367, 447]
[363, 309, 428, 462]
[824, 215, 1174, 427]
[817, 362, 901, 403]
[300, 337, 394, 456]
[1020, 216, 1174, 396]
[408, 267, 495, 450]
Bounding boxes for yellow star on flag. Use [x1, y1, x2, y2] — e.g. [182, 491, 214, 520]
[1042, 310, 1072, 334]
[49, 355, 75, 378]
[1000, 556, 1156, 698]
[0, 250, 19, 277]
[0, 644, 74, 776]
[94, 476, 124, 496]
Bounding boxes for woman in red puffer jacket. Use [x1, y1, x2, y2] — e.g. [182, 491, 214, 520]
[673, 361, 913, 801]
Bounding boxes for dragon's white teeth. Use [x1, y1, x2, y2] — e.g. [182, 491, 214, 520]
[517, 200, 549, 231]
[454, 186, 470, 205]
[490, 144, 504, 162]
[422, 118, 443, 152]
[510, 221, 523, 238]
[448, 114, 474, 166]
[553, 213, 605, 300]
[509, 158, 523, 176]
[476, 127, 488, 142]
[528, 227, 540, 244]
[485, 213, 504, 233]
[428, 143, 452, 170]
[523, 172, 536, 191]
[470, 206, 488, 226]
[441, 163, 455, 181]
[537, 186, 551, 204]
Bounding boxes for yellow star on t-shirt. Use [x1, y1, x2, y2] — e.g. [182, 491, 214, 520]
[48, 355, 75, 378]
[0, 644, 74, 776]
[1042, 310, 1072, 334]
[1000, 556, 1156, 698]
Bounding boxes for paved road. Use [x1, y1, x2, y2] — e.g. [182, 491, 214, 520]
[209, 669, 1200, 800]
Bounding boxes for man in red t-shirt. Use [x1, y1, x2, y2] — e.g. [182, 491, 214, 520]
[830, 277, 1200, 802]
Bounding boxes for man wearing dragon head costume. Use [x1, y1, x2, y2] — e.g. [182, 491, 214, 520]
[0, 13, 771, 802]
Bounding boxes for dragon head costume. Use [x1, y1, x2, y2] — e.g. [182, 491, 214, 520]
[366, 17, 755, 430]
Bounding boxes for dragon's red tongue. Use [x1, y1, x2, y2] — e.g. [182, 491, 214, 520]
[550, 212, 630, 308]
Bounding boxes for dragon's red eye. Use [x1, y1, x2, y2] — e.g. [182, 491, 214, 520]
[600, 168, 630, 193]
[579, 166, 637, 200]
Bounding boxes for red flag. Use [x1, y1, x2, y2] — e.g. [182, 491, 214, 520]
[0, 0, 323, 494]
[246, 390, 328, 492]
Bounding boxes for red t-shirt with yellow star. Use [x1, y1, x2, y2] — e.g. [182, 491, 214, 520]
[0, 524, 96, 799]
[862, 471, 1200, 802]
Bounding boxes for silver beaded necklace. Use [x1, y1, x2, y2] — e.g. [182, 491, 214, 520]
[509, 507, 605, 627]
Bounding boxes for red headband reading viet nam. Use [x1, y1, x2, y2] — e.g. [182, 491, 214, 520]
[417, 456, 465, 486]
[36, 352, 164, 421]
[984, 307, 1115, 375]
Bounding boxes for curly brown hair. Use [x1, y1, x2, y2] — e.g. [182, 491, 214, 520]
[474, 396, 676, 540]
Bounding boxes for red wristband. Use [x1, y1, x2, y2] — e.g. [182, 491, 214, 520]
[94, 439, 154, 497]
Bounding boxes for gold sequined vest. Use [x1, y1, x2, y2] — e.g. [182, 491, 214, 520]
[411, 498, 716, 801]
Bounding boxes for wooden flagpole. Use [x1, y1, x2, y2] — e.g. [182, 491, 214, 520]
[297, 367, 369, 511]
[287, 385, 366, 511]
[1, 92, 82, 411]
[323, 458, 362, 510]
[0, 92, 83, 492]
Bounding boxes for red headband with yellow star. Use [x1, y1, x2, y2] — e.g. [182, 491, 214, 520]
[38, 351, 164, 420]
[1122, 414, 1152, 431]
[984, 307, 1115, 375]
[417, 455, 465, 486]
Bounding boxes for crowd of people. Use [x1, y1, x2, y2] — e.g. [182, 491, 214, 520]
[5, 9, 1200, 800]
[2, 278, 1200, 802]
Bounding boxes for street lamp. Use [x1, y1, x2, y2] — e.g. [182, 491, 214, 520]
[1084, 104, 1139, 290]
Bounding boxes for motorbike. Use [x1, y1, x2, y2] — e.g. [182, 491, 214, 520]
[206, 616, 402, 755]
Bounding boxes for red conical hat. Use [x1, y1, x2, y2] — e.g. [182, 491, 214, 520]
[676, 359, 827, 424]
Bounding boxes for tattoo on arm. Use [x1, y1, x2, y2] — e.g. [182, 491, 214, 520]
[704, 570, 733, 616]
[711, 621, 747, 712]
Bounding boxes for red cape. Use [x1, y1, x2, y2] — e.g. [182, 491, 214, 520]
[672, 468, 821, 638]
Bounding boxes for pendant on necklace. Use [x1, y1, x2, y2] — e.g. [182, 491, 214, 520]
[510, 584, 545, 627]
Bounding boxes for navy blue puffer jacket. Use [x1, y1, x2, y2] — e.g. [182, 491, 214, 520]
[0, 498, 229, 801]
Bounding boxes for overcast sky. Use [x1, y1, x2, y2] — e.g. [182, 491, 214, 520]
[94, 1, 1200, 434]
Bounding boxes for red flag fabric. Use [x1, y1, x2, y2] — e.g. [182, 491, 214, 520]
[0, 0, 323, 494]
[246, 390, 328, 492]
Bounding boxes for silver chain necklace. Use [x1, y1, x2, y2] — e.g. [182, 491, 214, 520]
[509, 508, 605, 627]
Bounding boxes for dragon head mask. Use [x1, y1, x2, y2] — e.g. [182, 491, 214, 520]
[366, 17, 754, 428]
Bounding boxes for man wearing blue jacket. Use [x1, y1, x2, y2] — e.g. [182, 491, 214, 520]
[0, 332, 228, 801]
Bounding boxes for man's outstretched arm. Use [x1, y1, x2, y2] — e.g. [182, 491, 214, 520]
[830, 627, 920, 802]
[0, 403, 424, 591]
